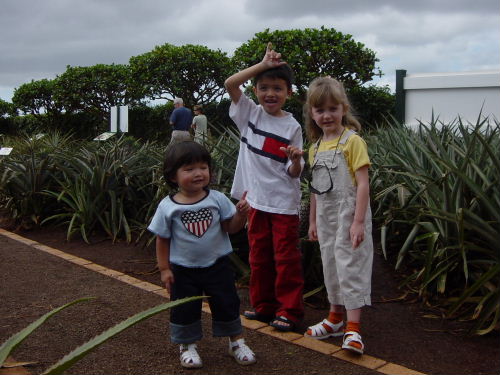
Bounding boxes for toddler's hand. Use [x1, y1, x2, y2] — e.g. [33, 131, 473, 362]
[280, 146, 304, 162]
[160, 269, 174, 294]
[262, 42, 286, 68]
[236, 191, 250, 215]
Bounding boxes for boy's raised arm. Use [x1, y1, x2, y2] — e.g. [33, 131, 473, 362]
[224, 42, 286, 104]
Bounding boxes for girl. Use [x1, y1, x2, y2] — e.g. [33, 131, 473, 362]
[148, 141, 256, 368]
[303, 77, 373, 355]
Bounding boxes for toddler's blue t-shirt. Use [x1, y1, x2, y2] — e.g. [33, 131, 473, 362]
[148, 189, 236, 268]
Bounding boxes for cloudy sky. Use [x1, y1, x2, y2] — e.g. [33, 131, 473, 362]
[1, 0, 499, 102]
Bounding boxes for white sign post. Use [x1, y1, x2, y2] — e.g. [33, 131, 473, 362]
[110, 106, 118, 133]
[119, 105, 128, 133]
[94, 105, 129, 141]
[0, 147, 13, 156]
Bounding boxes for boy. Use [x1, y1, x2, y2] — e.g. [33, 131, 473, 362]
[224, 43, 304, 331]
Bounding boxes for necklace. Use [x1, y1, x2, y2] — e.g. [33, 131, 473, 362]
[311, 128, 346, 163]
[309, 128, 346, 195]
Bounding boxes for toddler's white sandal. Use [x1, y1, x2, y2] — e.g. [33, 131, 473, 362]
[304, 319, 344, 340]
[180, 343, 203, 368]
[342, 331, 364, 355]
[229, 338, 256, 365]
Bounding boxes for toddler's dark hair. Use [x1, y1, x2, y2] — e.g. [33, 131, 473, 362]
[254, 64, 294, 89]
[163, 141, 212, 189]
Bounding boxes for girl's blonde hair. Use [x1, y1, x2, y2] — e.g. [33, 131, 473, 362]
[304, 76, 361, 142]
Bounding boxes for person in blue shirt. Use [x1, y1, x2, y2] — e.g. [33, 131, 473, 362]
[168, 98, 192, 147]
[148, 141, 256, 369]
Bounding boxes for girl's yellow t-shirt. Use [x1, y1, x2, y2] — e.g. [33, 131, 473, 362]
[308, 133, 370, 185]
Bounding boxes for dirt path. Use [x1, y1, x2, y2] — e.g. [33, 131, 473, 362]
[1, 228, 499, 374]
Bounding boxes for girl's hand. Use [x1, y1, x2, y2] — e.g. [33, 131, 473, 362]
[350, 221, 365, 249]
[308, 223, 318, 241]
[236, 191, 250, 215]
[160, 269, 174, 294]
[262, 42, 286, 69]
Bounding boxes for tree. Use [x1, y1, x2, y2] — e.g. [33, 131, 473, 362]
[0, 98, 15, 118]
[12, 79, 62, 117]
[129, 44, 234, 106]
[233, 27, 382, 97]
[53, 64, 141, 123]
[348, 84, 395, 129]
[0, 98, 15, 134]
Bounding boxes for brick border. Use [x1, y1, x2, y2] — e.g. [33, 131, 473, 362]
[0, 229, 425, 375]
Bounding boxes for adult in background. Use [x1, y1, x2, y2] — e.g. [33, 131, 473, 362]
[168, 98, 192, 147]
[191, 105, 208, 145]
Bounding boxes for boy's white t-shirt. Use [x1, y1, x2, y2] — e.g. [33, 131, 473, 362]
[229, 94, 304, 215]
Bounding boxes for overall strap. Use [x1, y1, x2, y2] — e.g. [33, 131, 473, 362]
[311, 137, 323, 163]
[339, 129, 356, 145]
[312, 138, 321, 155]
[311, 128, 352, 162]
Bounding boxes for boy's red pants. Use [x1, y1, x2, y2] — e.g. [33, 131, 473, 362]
[247, 208, 304, 323]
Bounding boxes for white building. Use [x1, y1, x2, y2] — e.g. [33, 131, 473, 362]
[395, 70, 500, 127]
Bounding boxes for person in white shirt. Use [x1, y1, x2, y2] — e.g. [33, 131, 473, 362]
[224, 43, 305, 332]
[191, 105, 208, 144]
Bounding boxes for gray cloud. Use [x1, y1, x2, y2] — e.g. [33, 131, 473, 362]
[245, 0, 499, 17]
[1, 0, 498, 101]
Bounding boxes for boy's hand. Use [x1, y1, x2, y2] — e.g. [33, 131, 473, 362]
[280, 146, 304, 163]
[280, 146, 304, 178]
[236, 191, 250, 215]
[262, 42, 286, 69]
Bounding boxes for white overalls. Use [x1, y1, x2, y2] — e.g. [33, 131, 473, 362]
[311, 130, 373, 310]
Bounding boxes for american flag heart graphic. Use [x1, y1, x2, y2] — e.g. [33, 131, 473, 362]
[180, 208, 213, 238]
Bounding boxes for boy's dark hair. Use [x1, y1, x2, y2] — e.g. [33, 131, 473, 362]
[163, 141, 212, 189]
[254, 64, 294, 89]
